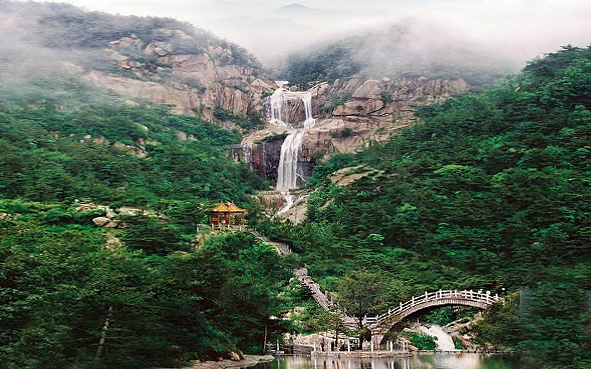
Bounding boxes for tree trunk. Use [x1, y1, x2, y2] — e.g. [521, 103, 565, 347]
[262, 321, 268, 354]
[358, 316, 364, 350]
[96, 305, 114, 358]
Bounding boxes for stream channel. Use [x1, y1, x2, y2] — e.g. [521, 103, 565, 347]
[250, 354, 519, 369]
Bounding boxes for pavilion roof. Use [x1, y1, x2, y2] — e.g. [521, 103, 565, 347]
[227, 202, 247, 213]
[211, 201, 230, 212]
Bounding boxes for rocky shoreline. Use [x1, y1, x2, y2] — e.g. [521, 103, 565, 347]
[189, 355, 275, 369]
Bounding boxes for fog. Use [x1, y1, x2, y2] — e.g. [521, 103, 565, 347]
[0, 5, 123, 106]
[35, 0, 591, 69]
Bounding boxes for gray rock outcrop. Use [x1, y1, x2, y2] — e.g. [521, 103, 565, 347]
[83, 31, 276, 126]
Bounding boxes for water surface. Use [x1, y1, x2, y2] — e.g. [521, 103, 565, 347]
[253, 353, 520, 369]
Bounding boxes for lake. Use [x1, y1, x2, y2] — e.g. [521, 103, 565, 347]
[252, 354, 520, 369]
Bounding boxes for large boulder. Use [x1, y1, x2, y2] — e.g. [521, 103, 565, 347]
[92, 217, 112, 227]
[351, 80, 382, 99]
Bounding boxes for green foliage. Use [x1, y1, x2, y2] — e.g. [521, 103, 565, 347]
[331, 128, 355, 138]
[288, 45, 591, 367]
[0, 208, 289, 368]
[119, 215, 187, 255]
[409, 333, 438, 351]
[423, 306, 473, 326]
[303, 153, 359, 189]
[471, 293, 521, 349]
[283, 43, 362, 88]
[213, 108, 265, 131]
[263, 131, 289, 142]
[336, 270, 389, 336]
[194, 233, 291, 353]
[0, 103, 263, 206]
[519, 279, 591, 368]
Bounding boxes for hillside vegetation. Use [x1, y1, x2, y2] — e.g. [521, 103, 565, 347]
[0, 2, 288, 368]
[0, 70, 290, 367]
[265, 46, 591, 368]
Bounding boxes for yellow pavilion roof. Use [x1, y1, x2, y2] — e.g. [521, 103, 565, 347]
[211, 201, 230, 212]
[227, 201, 247, 213]
[210, 201, 247, 213]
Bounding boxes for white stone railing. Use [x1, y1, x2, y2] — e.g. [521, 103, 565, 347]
[368, 289, 501, 325]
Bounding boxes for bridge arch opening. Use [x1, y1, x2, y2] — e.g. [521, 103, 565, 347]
[380, 304, 482, 343]
[362, 290, 501, 347]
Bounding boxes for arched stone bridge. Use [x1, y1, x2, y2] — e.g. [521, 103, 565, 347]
[252, 233, 502, 348]
[343, 289, 501, 346]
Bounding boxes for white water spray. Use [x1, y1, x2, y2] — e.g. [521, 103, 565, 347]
[269, 81, 289, 126]
[419, 325, 456, 351]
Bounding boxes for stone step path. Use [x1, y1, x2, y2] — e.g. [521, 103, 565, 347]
[250, 231, 337, 313]
[249, 230, 502, 337]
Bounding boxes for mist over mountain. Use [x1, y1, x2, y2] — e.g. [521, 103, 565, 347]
[280, 20, 518, 88]
[275, 4, 318, 15]
[28, 0, 591, 68]
[0, 0, 261, 109]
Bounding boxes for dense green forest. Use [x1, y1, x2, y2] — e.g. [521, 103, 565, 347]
[0, 83, 289, 367]
[0, 101, 264, 206]
[0, 2, 292, 367]
[1, 0, 591, 367]
[0, 32, 279, 366]
[261, 46, 591, 368]
[0, 207, 293, 368]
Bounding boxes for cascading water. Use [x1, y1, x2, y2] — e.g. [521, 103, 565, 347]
[419, 324, 456, 351]
[241, 140, 252, 168]
[267, 81, 316, 214]
[269, 81, 289, 126]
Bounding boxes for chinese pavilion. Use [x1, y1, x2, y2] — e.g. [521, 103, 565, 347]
[210, 201, 247, 228]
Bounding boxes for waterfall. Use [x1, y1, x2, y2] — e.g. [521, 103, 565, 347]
[267, 82, 316, 214]
[269, 81, 289, 126]
[419, 324, 456, 351]
[241, 140, 252, 167]
[276, 130, 305, 192]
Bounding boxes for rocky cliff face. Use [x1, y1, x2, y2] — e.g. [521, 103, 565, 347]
[81, 33, 469, 184]
[238, 76, 469, 182]
[300, 76, 469, 162]
[82, 31, 276, 128]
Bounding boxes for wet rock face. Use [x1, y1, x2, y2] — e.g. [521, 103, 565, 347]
[83, 31, 276, 126]
[228, 138, 284, 183]
[250, 139, 284, 183]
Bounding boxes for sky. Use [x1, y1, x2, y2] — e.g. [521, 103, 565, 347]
[37, 0, 591, 66]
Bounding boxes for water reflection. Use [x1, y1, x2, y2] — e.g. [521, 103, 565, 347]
[252, 354, 519, 369]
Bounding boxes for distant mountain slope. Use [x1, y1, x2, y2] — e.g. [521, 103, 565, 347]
[0, 0, 276, 127]
[281, 21, 517, 88]
[275, 3, 321, 15]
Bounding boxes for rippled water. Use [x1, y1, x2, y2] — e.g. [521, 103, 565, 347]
[252, 354, 520, 369]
